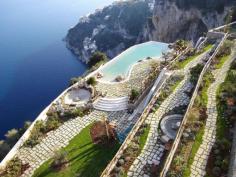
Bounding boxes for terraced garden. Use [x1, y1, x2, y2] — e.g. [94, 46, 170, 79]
[33, 124, 120, 177]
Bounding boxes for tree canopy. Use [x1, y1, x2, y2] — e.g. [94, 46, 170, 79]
[87, 51, 108, 67]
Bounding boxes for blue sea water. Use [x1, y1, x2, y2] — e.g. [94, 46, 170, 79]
[0, 0, 115, 138]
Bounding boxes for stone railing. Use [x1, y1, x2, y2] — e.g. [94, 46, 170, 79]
[159, 32, 228, 177]
[100, 70, 170, 177]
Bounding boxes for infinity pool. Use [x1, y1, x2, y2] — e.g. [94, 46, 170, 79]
[98, 41, 169, 82]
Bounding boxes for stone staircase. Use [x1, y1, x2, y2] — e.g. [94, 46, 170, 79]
[93, 96, 129, 111]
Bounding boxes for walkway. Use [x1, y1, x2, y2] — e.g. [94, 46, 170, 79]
[128, 76, 191, 177]
[190, 49, 235, 177]
[127, 49, 209, 177]
[17, 110, 103, 177]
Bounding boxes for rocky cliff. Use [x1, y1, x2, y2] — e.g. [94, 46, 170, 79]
[66, 0, 153, 63]
[66, 0, 235, 62]
[146, 0, 234, 43]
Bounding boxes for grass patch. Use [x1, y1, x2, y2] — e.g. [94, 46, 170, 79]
[215, 55, 229, 69]
[113, 124, 150, 177]
[173, 44, 213, 69]
[168, 68, 214, 177]
[139, 125, 150, 150]
[33, 124, 120, 177]
[182, 126, 204, 177]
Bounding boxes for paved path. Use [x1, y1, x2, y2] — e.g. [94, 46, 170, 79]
[17, 109, 135, 177]
[127, 49, 210, 177]
[190, 50, 235, 177]
[17, 110, 104, 177]
[128, 78, 191, 177]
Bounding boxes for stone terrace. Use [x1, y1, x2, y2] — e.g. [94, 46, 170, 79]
[127, 77, 192, 177]
[190, 45, 236, 177]
[127, 49, 210, 177]
[17, 109, 134, 177]
[95, 59, 158, 97]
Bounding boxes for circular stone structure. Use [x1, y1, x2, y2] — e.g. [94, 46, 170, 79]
[64, 88, 91, 105]
[160, 114, 183, 140]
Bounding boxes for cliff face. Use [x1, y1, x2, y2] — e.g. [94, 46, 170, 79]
[66, 0, 153, 63]
[146, 0, 232, 43]
[66, 0, 234, 62]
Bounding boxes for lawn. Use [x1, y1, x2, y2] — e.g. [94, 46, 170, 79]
[215, 55, 229, 69]
[174, 44, 213, 69]
[33, 124, 120, 177]
[139, 125, 150, 150]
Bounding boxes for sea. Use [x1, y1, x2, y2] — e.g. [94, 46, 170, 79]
[0, 0, 115, 138]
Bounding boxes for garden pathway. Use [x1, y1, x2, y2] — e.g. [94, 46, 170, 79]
[17, 110, 105, 177]
[190, 51, 235, 177]
[127, 49, 209, 177]
[127, 78, 191, 177]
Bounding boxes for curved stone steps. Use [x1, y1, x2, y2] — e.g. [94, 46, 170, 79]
[93, 96, 129, 111]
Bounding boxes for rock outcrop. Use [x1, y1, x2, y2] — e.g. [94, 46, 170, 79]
[66, 0, 235, 62]
[66, 0, 153, 63]
[146, 0, 233, 43]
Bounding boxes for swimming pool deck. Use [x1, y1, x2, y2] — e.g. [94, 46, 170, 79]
[95, 59, 159, 97]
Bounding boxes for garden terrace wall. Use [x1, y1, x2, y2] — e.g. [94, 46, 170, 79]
[159, 32, 228, 177]
[211, 21, 236, 33]
[101, 70, 170, 177]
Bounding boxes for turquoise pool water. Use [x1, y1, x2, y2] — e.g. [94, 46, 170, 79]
[99, 41, 169, 82]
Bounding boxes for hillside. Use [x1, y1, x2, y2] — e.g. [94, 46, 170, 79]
[66, 0, 235, 62]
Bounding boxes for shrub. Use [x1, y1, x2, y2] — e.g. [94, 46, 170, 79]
[230, 60, 236, 69]
[69, 77, 81, 86]
[216, 40, 232, 58]
[24, 121, 44, 147]
[190, 64, 204, 83]
[43, 118, 61, 133]
[86, 77, 97, 86]
[24, 118, 60, 148]
[0, 157, 29, 177]
[51, 151, 68, 171]
[130, 89, 140, 102]
[62, 107, 89, 121]
[87, 51, 108, 67]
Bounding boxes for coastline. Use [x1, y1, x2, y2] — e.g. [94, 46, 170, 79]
[0, 41, 167, 168]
